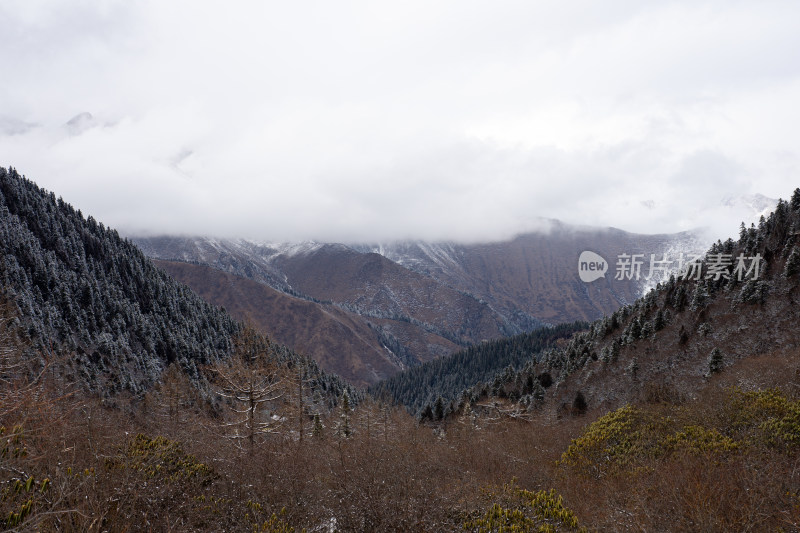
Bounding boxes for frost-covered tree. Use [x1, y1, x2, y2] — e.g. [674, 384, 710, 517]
[690, 281, 709, 311]
[708, 348, 724, 374]
[337, 390, 353, 438]
[784, 247, 800, 278]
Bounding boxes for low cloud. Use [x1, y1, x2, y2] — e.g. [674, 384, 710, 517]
[1, 1, 797, 244]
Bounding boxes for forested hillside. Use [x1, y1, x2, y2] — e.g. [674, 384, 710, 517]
[135, 221, 702, 385]
[0, 167, 351, 401]
[440, 188, 800, 419]
[3, 168, 800, 530]
[371, 321, 587, 415]
[152, 258, 465, 387]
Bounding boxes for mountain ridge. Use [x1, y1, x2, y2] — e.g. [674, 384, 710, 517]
[393, 190, 800, 420]
[0, 166, 355, 403]
[134, 225, 705, 385]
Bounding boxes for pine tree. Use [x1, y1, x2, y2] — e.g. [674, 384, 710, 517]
[337, 390, 352, 438]
[433, 396, 445, 421]
[792, 188, 800, 211]
[708, 348, 723, 374]
[690, 281, 709, 311]
[312, 413, 324, 439]
[784, 247, 800, 278]
[653, 309, 666, 331]
[572, 391, 587, 415]
[627, 358, 639, 379]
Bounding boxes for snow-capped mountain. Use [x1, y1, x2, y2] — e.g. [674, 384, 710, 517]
[133, 221, 705, 385]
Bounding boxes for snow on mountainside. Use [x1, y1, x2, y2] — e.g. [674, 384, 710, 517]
[132, 221, 715, 385]
[720, 193, 777, 219]
[135, 223, 710, 328]
[356, 222, 708, 315]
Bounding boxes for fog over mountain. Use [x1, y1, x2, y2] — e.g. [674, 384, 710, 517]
[134, 222, 706, 385]
[1, 2, 798, 243]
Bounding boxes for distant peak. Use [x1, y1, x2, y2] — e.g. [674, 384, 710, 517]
[65, 112, 95, 135]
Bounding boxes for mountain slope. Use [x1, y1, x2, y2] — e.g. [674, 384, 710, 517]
[0, 166, 353, 401]
[371, 321, 588, 414]
[423, 192, 800, 419]
[271, 244, 509, 341]
[154, 259, 464, 386]
[133, 225, 703, 385]
[136, 238, 514, 340]
[360, 222, 703, 325]
[136, 227, 703, 331]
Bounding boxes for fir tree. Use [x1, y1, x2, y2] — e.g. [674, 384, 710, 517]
[312, 413, 324, 439]
[792, 188, 800, 212]
[337, 390, 352, 438]
[708, 348, 723, 374]
[433, 396, 445, 421]
[690, 281, 709, 311]
[784, 247, 800, 278]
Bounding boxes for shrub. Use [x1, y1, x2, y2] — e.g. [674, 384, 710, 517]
[465, 482, 586, 532]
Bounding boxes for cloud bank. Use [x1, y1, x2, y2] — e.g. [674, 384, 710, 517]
[1, 1, 798, 243]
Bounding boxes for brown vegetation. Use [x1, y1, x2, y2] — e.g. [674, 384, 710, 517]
[3, 295, 800, 531]
[155, 259, 461, 387]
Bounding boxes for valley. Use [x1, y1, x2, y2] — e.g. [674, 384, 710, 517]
[2, 166, 799, 531]
[134, 225, 702, 385]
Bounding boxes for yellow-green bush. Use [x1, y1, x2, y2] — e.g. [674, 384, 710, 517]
[663, 425, 739, 455]
[123, 433, 216, 483]
[557, 405, 667, 476]
[727, 388, 800, 449]
[252, 507, 303, 533]
[559, 388, 800, 482]
[464, 482, 586, 532]
[0, 425, 50, 530]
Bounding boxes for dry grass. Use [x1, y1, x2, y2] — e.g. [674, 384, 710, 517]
[4, 379, 800, 531]
[3, 314, 800, 532]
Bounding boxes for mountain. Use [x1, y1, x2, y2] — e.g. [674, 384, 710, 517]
[370, 320, 588, 415]
[152, 259, 463, 387]
[134, 237, 512, 340]
[0, 166, 353, 402]
[355, 222, 704, 324]
[4, 165, 798, 531]
[133, 225, 703, 385]
[720, 193, 777, 219]
[404, 191, 800, 420]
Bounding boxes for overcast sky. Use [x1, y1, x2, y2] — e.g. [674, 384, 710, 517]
[1, 1, 798, 243]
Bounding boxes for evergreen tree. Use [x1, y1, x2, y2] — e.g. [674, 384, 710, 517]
[369, 322, 585, 414]
[0, 167, 357, 407]
[337, 390, 352, 438]
[571, 391, 588, 415]
[784, 247, 800, 278]
[312, 413, 324, 439]
[653, 309, 666, 331]
[708, 348, 723, 374]
[433, 396, 445, 421]
[690, 281, 709, 311]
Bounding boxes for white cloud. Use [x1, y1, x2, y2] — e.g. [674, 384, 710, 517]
[1, 0, 798, 243]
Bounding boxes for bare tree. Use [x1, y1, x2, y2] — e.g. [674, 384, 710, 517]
[290, 358, 323, 444]
[141, 362, 199, 433]
[0, 295, 54, 421]
[209, 326, 287, 453]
